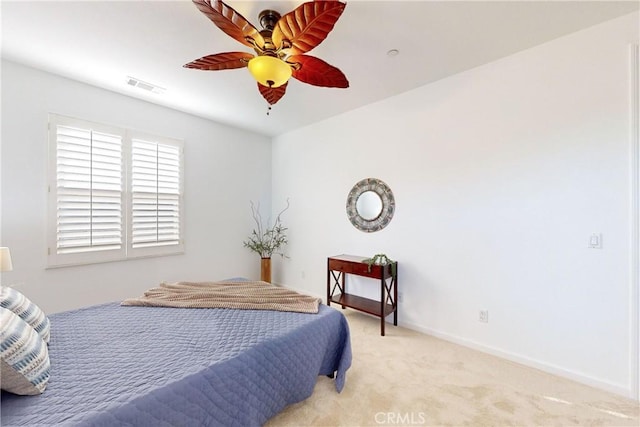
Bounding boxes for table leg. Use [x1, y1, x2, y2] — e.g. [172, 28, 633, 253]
[381, 276, 385, 336]
[393, 275, 398, 326]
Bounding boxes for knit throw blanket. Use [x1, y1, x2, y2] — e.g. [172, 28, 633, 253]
[121, 280, 320, 314]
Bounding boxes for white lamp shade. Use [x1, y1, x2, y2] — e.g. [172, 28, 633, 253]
[0, 247, 13, 272]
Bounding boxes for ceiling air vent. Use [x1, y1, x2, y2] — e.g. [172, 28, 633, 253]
[126, 76, 165, 94]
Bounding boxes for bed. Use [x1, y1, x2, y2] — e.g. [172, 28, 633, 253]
[1, 287, 352, 426]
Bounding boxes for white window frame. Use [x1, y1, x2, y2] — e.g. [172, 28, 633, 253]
[47, 114, 184, 268]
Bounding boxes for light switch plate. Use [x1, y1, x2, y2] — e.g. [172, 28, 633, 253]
[588, 233, 603, 249]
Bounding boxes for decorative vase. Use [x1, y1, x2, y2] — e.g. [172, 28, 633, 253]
[261, 257, 271, 283]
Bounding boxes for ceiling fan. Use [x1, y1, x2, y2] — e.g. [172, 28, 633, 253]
[184, 0, 349, 108]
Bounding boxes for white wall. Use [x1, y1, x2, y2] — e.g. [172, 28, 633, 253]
[272, 12, 639, 398]
[1, 60, 272, 314]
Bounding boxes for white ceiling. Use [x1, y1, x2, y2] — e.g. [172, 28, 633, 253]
[2, 0, 638, 137]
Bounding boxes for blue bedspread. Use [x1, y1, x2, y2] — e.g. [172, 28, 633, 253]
[1, 302, 352, 426]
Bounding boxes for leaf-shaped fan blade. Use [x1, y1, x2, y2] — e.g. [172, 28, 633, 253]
[272, 1, 346, 55]
[192, 0, 264, 49]
[184, 52, 254, 70]
[258, 82, 288, 105]
[289, 55, 348, 88]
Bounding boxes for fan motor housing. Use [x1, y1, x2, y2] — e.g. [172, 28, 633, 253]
[258, 10, 281, 30]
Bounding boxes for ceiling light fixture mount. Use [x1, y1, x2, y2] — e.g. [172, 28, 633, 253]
[184, 0, 349, 107]
[258, 9, 280, 32]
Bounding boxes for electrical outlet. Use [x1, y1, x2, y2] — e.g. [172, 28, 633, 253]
[479, 310, 489, 323]
[397, 292, 403, 303]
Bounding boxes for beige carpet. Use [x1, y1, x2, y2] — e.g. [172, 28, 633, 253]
[266, 309, 640, 426]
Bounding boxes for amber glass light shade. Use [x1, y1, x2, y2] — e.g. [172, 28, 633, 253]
[247, 56, 292, 88]
[0, 247, 13, 272]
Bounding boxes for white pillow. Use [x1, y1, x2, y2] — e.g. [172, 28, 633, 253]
[0, 286, 50, 343]
[0, 307, 50, 395]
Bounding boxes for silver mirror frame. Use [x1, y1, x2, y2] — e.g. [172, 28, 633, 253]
[346, 178, 395, 232]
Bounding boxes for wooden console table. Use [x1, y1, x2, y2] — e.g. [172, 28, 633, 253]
[327, 254, 398, 336]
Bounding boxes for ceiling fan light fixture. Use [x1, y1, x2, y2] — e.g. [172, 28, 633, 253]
[247, 55, 292, 88]
[185, 0, 348, 105]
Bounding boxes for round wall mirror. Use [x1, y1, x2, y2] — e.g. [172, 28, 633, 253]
[346, 178, 395, 232]
[356, 191, 383, 220]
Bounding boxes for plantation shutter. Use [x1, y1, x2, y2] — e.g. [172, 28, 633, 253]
[131, 138, 182, 249]
[48, 114, 183, 267]
[55, 124, 123, 254]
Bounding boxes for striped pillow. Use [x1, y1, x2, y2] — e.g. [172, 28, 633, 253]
[0, 286, 50, 343]
[0, 307, 50, 395]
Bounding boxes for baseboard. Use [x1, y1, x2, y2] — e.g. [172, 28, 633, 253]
[316, 291, 636, 400]
[399, 320, 635, 401]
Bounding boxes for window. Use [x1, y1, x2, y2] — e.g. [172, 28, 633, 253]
[47, 114, 184, 267]
[129, 135, 183, 257]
